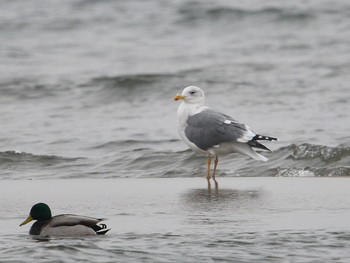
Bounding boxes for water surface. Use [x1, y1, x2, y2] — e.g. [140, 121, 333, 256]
[1, 0, 350, 262]
[2, 178, 350, 262]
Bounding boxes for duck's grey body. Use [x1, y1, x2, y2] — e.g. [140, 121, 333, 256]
[30, 214, 107, 236]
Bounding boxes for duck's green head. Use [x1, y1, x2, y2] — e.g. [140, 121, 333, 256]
[20, 203, 52, 226]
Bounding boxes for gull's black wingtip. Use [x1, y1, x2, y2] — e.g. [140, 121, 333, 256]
[248, 140, 272, 151]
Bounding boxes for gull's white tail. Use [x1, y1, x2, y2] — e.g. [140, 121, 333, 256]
[231, 142, 268, 162]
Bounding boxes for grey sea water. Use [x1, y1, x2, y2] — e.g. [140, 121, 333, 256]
[1, 0, 350, 262]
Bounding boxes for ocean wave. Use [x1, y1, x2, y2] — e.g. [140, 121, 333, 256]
[80, 71, 207, 106]
[86, 68, 227, 93]
[89, 73, 175, 90]
[264, 143, 350, 177]
[0, 78, 71, 100]
[1, 142, 349, 180]
[95, 143, 350, 179]
[286, 143, 350, 163]
[82, 73, 181, 103]
[0, 151, 85, 179]
[272, 167, 350, 177]
[177, 4, 315, 25]
[0, 151, 82, 164]
[88, 139, 178, 151]
[223, 143, 350, 177]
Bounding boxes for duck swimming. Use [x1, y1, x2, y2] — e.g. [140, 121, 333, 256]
[20, 203, 110, 236]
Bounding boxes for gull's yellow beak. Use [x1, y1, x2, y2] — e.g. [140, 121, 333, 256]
[174, 94, 185, 101]
[20, 215, 33, 226]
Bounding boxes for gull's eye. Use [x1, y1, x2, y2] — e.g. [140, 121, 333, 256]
[190, 91, 196, 95]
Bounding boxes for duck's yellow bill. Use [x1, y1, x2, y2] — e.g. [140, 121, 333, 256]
[20, 215, 33, 226]
[174, 94, 185, 101]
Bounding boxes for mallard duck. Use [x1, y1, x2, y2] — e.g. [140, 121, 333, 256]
[20, 203, 110, 236]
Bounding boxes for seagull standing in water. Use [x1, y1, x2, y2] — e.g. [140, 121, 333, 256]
[174, 86, 277, 189]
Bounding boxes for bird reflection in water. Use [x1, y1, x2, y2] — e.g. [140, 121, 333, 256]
[181, 187, 263, 213]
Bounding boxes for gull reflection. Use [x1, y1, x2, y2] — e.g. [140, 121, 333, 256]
[181, 188, 264, 213]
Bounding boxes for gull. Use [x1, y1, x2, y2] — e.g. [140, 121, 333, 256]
[174, 86, 277, 189]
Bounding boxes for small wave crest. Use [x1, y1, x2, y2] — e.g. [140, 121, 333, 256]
[287, 143, 350, 163]
[271, 167, 350, 177]
[0, 78, 73, 101]
[0, 151, 85, 179]
[82, 73, 181, 104]
[0, 151, 81, 164]
[264, 143, 350, 177]
[88, 73, 175, 90]
[177, 4, 315, 25]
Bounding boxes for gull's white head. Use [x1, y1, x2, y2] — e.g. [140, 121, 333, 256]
[174, 86, 205, 105]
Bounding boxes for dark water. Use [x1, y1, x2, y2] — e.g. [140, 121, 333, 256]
[1, 0, 350, 262]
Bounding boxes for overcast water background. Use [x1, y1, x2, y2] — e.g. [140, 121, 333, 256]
[1, 0, 350, 262]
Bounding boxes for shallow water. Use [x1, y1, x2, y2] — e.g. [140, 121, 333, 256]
[1, 0, 350, 262]
[3, 178, 350, 262]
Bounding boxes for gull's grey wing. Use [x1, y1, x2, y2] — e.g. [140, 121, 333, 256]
[49, 214, 103, 227]
[185, 109, 253, 150]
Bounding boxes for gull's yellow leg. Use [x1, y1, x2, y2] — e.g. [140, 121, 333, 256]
[212, 156, 219, 189]
[206, 156, 212, 189]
